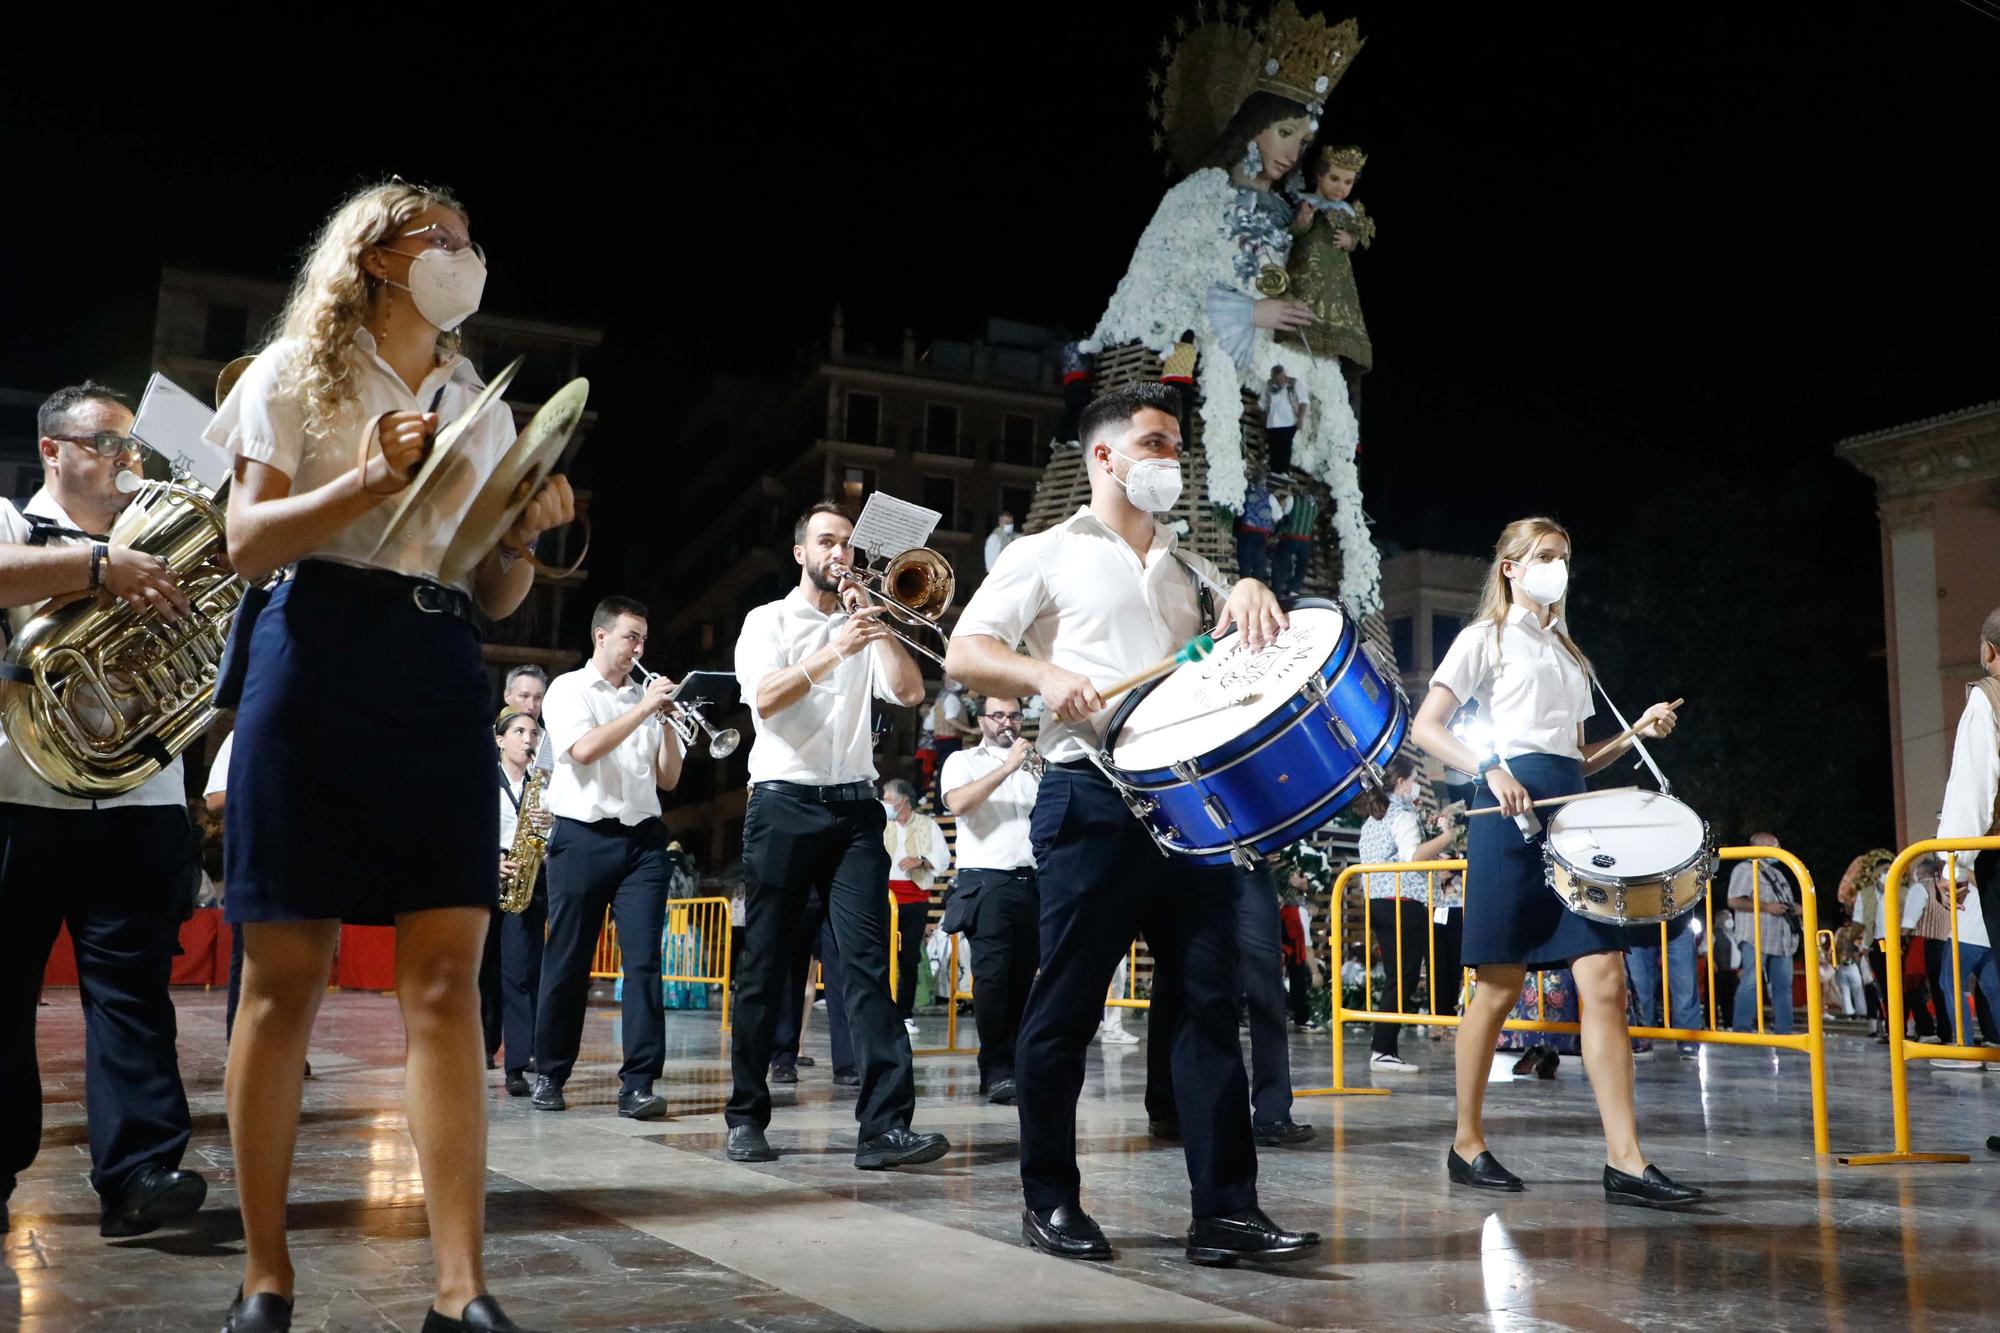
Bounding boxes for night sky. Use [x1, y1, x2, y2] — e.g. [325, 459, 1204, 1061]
[4, 4, 1996, 884]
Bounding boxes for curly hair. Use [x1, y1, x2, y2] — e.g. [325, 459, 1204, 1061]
[272, 180, 466, 435]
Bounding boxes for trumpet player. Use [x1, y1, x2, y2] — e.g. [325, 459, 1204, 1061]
[725, 501, 949, 1171]
[494, 709, 551, 1097]
[532, 596, 683, 1121]
[0, 381, 205, 1243]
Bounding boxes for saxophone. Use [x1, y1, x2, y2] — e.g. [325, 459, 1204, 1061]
[500, 765, 549, 913]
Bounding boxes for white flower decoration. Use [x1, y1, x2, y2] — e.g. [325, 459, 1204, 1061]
[1314, 74, 1329, 93]
[1264, 57, 1279, 75]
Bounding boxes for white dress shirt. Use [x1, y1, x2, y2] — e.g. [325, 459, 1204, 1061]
[542, 662, 676, 825]
[735, 587, 900, 785]
[1258, 380, 1307, 429]
[204, 330, 517, 589]
[884, 810, 952, 891]
[204, 733, 234, 799]
[1937, 682, 2000, 876]
[0, 492, 188, 810]
[953, 507, 1219, 763]
[939, 742, 1039, 870]
[1431, 608, 1594, 761]
[498, 763, 528, 849]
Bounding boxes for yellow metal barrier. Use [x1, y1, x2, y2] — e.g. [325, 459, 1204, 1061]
[913, 932, 980, 1056]
[587, 895, 735, 1030]
[1297, 848, 1830, 1155]
[1105, 938, 1150, 1009]
[1837, 834, 2000, 1167]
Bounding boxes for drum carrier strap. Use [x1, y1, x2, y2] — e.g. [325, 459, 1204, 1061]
[1589, 671, 1672, 797]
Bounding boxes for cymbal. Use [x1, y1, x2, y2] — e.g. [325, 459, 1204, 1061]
[438, 376, 589, 587]
[215, 355, 257, 408]
[370, 355, 523, 560]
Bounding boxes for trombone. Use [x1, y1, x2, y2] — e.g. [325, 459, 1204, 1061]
[826, 546, 954, 670]
[632, 663, 741, 759]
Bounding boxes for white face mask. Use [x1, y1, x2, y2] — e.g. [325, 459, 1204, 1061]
[386, 246, 487, 332]
[1513, 557, 1569, 607]
[1109, 447, 1183, 513]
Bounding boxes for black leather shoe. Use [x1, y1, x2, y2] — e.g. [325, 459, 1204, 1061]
[101, 1165, 206, 1237]
[831, 1067, 860, 1087]
[1186, 1207, 1322, 1267]
[530, 1076, 565, 1111]
[987, 1077, 1017, 1105]
[617, 1087, 668, 1120]
[855, 1126, 950, 1170]
[1536, 1049, 1560, 1079]
[1149, 1117, 1183, 1141]
[1604, 1163, 1706, 1209]
[421, 1295, 543, 1331]
[1021, 1204, 1112, 1260]
[503, 1072, 530, 1097]
[223, 1290, 293, 1332]
[769, 1061, 798, 1084]
[302, 1061, 313, 1080]
[1447, 1149, 1524, 1192]
[726, 1125, 777, 1162]
[1254, 1119, 1315, 1147]
[794, 1054, 816, 1068]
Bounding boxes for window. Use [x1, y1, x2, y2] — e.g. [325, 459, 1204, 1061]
[920, 476, 958, 526]
[843, 391, 880, 445]
[1430, 614, 1463, 669]
[202, 303, 248, 361]
[841, 466, 875, 506]
[1002, 413, 1037, 466]
[1390, 617, 1413, 671]
[923, 403, 960, 455]
[1000, 485, 1033, 527]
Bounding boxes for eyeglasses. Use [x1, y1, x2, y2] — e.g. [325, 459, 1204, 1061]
[393, 222, 486, 264]
[51, 432, 144, 460]
[984, 712, 1023, 722]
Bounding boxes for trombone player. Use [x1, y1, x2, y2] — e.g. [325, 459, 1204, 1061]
[724, 501, 950, 1170]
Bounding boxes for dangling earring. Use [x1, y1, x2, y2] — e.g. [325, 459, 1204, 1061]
[1241, 138, 1264, 177]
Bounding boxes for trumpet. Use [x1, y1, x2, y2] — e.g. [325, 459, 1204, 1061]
[826, 547, 954, 670]
[632, 662, 740, 759]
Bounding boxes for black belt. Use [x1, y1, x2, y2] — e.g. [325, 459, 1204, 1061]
[961, 866, 1036, 879]
[295, 560, 475, 624]
[758, 780, 876, 804]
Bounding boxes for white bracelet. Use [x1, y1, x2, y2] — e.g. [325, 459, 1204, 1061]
[801, 660, 819, 687]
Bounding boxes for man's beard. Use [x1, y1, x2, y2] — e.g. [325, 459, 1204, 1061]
[808, 559, 843, 595]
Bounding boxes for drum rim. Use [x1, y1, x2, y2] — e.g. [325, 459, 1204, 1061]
[1102, 596, 1353, 781]
[1544, 794, 1711, 890]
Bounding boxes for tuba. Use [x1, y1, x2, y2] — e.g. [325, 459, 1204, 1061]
[1, 480, 244, 798]
[499, 765, 549, 913]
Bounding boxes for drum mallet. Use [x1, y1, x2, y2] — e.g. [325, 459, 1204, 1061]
[1098, 635, 1215, 705]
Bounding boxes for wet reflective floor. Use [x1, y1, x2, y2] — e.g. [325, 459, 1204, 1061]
[6, 991, 1999, 1330]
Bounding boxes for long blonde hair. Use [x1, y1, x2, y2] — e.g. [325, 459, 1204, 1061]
[271, 180, 466, 434]
[1475, 516, 1592, 675]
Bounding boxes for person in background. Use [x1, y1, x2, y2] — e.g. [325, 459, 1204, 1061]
[1279, 875, 1320, 1033]
[1726, 834, 1800, 1037]
[881, 778, 950, 1036]
[1257, 365, 1307, 474]
[492, 709, 550, 1097]
[1233, 475, 1283, 581]
[985, 512, 1019, 572]
[1627, 914, 1703, 1057]
[1269, 483, 1318, 600]
[927, 679, 977, 806]
[1354, 756, 1458, 1074]
[501, 663, 553, 771]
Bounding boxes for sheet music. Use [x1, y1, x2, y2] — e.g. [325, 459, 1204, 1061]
[848, 493, 941, 561]
[132, 374, 232, 491]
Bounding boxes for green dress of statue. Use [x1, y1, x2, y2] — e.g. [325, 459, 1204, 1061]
[1284, 144, 1374, 372]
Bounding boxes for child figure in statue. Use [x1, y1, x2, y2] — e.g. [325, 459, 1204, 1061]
[1286, 145, 1375, 401]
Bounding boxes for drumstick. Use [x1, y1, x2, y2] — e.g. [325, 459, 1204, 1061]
[1465, 785, 1640, 818]
[1604, 699, 1685, 752]
[1097, 635, 1215, 705]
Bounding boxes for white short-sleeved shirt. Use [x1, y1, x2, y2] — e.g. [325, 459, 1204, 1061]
[203, 331, 517, 589]
[952, 507, 1218, 764]
[204, 732, 234, 799]
[735, 588, 900, 785]
[940, 742, 1039, 870]
[1260, 380, 1307, 429]
[1431, 607, 1594, 762]
[0, 492, 188, 810]
[1936, 683, 2000, 880]
[542, 662, 675, 825]
[498, 763, 528, 849]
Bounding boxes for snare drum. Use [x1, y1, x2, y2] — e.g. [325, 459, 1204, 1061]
[1102, 599, 1406, 867]
[1543, 789, 1711, 925]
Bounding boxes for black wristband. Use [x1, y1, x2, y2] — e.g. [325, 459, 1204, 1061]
[89, 541, 107, 590]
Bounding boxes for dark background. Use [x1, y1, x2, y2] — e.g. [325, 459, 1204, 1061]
[3, 4, 1995, 891]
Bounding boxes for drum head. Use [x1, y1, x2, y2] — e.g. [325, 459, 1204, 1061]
[1547, 789, 1704, 881]
[438, 377, 589, 587]
[1109, 600, 1345, 773]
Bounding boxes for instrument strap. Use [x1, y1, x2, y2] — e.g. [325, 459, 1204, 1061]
[22, 515, 109, 546]
[498, 765, 522, 811]
[1171, 551, 1221, 628]
[1588, 671, 1672, 797]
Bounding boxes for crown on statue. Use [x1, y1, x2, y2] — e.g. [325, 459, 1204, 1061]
[1314, 144, 1367, 174]
[1253, 2, 1364, 116]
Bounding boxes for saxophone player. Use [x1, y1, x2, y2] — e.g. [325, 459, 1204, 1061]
[494, 709, 551, 1097]
[0, 381, 207, 1242]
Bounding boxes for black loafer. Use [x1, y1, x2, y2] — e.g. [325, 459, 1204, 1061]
[1510, 1045, 1546, 1076]
[855, 1126, 950, 1170]
[1254, 1119, 1315, 1147]
[769, 1062, 798, 1085]
[529, 1076, 565, 1112]
[831, 1068, 860, 1087]
[1149, 1117, 1183, 1141]
[503, 1072, 530, 1097]
[1021, 1203, 1112, 1261]
[726, 1125, 777, 1162]
[420, 1295, 543, 1331]
[1536, 1049, 1560, 1079]
[617, 1087, 668, 1120]
[1447, 1149, 1524, 1192]
[1604, 1164, 1706, 1209]
[987, 1077, 1017, 1105]
[101, 1165, 206, 1237]
[1186, 1207, 1322, 1267]
[223, 1290, 293, 1332]
[794, 1055, 816, 1068]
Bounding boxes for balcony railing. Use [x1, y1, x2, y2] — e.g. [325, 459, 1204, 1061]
[910, 428, 969, 458]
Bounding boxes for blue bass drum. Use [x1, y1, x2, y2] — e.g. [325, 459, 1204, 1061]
[1102, 599, 1407, 867]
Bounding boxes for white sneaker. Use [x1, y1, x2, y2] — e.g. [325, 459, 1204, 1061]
[1098, 1024, 1140, 1046]
[1369, 1052, 1419, 1075]
[1931, 1058, 1986, 1071]
[903, 1018, 920, 1036]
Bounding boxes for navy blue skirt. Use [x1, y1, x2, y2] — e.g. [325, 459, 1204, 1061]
[224, 563, 498, 926]
[1461, 753, 1627, 969]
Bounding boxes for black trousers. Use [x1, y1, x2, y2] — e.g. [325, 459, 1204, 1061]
[894, 899, 929, 1018]
[499, 873, 548, 1077]
[478, 903, 504, 1062]
[1018, 765, 1257, 1217]
[771, 890, 854, 1073]
[1149, 863, 1295, 1127]
[1369, 898, 1429, 1057]
[1922, 940, 1957, 1046]
[1434, 907, 1465, 1016]
[1265, 424, 1298, 473]
[0, 804, 195, 1205]
[1285, 961, 1312, 1027]
[953, 868, 1039, 1089]
[534, 817, 670, 1091]
[729, 786, 910, 1138]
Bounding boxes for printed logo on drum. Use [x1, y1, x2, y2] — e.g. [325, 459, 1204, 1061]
[1214, 636, 1315, 693]
[1591, 854, 1617, 869]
